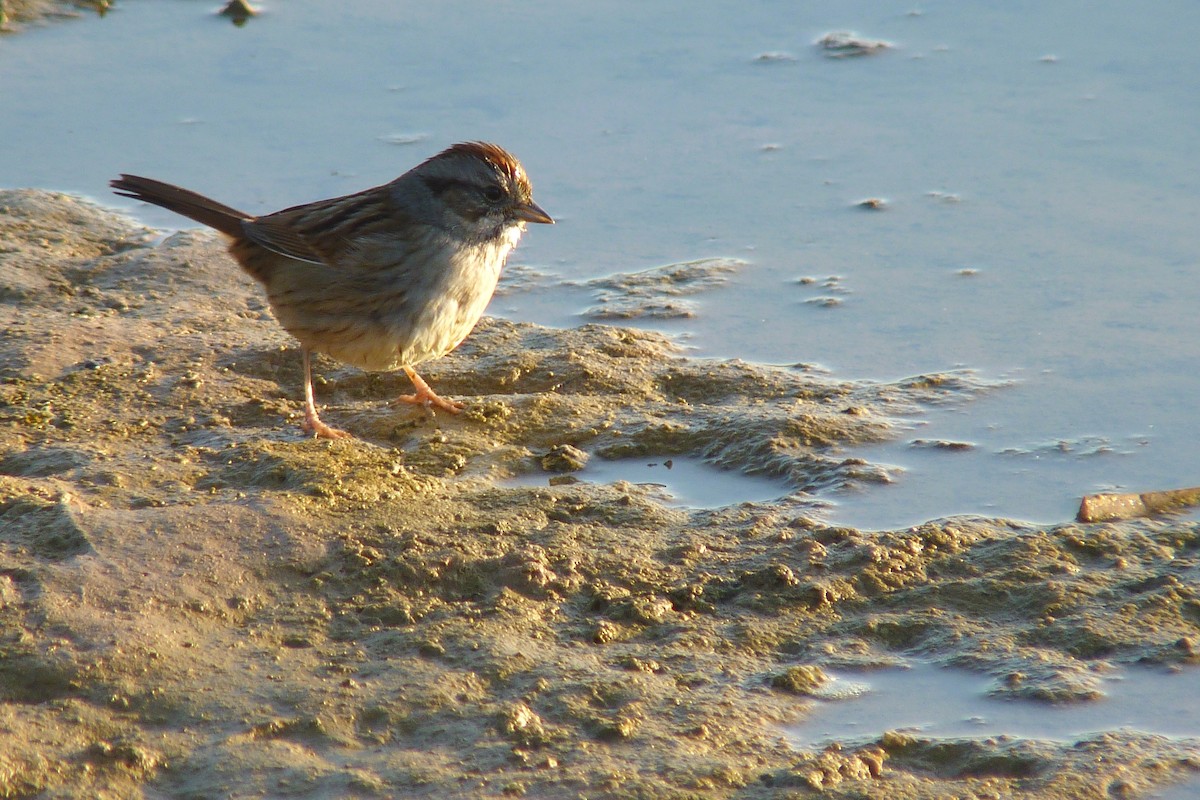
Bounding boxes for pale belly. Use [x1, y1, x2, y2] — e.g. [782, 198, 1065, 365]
[267, 232, 514, 373]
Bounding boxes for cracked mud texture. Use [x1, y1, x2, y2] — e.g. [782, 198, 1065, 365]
[2, 189, 1200, 798]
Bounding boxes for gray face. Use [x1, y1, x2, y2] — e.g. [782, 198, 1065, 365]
[396, 142, 551, 245]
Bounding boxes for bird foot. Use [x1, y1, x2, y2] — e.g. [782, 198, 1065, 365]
[391, 390, 464, 415]
[301, 409, 352, 439]
[393, 367, 464, 414]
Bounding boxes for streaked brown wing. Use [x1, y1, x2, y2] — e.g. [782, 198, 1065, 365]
[240, 216, 327, 264]
[241, 187, 393, 268]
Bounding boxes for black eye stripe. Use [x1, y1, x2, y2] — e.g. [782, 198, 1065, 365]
[422, 176, 505, 200]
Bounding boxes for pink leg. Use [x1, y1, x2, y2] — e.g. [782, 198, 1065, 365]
[392, 366, 464, 414]
[300, 348, 351, 439]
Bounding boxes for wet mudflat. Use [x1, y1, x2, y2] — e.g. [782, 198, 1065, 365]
[3, 191, 1200, 798]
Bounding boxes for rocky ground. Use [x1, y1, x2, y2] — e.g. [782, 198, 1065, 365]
[2, 189, 1200, 799]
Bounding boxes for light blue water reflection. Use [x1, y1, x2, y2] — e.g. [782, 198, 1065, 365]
[788, 662, 1200, 746]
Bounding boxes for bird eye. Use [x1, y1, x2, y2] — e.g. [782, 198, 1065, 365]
[482, 185, 504, 203]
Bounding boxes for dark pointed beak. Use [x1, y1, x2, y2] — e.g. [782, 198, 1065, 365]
[514, 200, 554, 224]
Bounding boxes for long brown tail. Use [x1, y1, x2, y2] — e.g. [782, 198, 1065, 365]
[110, 174, 250, 238]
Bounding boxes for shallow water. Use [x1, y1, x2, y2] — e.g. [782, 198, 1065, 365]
[507, 454, 796, 509]
[1151, 777, 1200, 800]
[787, 662, 1200, 747]
[3, 1, 1198, 528]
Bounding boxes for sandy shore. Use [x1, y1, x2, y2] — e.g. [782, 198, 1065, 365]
[2, 189, 1199, 798]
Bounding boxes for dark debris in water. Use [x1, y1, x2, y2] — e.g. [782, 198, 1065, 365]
[217, 0, 256, 26]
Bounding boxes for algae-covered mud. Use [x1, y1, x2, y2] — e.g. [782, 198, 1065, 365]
[3, 191, 1200, 798]
[0, 0, 98, 30]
